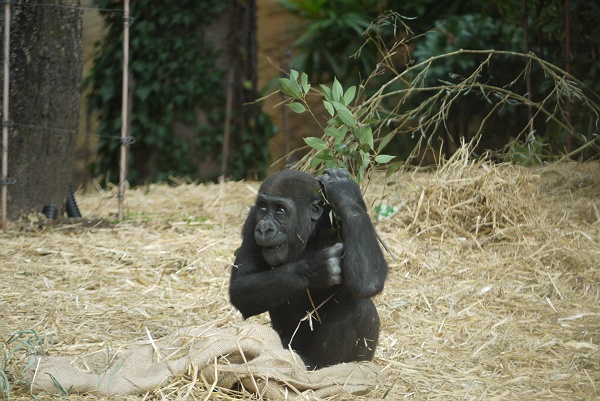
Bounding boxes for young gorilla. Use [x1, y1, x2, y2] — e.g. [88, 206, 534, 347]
[229, 168, 388, 369]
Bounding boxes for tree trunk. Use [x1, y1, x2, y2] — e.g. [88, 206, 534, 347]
[1, 0, 83, 220]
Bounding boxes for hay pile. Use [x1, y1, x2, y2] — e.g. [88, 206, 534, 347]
[1, 159, 599, 400]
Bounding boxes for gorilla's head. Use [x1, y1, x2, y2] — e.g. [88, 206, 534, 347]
[254, 170, 324, 266]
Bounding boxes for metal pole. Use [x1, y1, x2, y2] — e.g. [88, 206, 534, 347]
[521, 0, 533, 135]
[1, 1, 10, 231]
[564, 0, 572, 154]
[118, 0, 129, 221]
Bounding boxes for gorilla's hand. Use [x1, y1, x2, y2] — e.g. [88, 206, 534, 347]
[303, 242, 343, 288]
[318, 168, 365, 215]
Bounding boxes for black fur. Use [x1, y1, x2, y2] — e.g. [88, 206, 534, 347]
[229, 168, 388, 369]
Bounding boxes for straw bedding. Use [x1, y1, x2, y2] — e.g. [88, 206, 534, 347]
[1, 158, 599, 400]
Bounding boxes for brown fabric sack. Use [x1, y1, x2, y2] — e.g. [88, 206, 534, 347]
[29, 323, 378, 400]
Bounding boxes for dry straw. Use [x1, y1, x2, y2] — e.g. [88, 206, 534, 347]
[1, 158, 599, 400]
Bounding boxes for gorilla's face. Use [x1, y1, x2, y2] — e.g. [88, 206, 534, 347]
[254, 194, 322, 267]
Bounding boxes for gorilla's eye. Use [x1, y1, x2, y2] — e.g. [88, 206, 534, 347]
[276, 205, 286, 214]
[257, 202, 268, 212]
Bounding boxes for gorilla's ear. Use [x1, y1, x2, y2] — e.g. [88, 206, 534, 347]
[310, 199, 324, 222]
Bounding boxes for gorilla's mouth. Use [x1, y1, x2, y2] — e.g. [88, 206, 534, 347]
[256, 238, 285, 251]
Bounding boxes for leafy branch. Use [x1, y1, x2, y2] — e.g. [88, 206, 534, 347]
[279, 70, 396, 183]
[277, 12, 600, 179]
[353, 48, 598, 166]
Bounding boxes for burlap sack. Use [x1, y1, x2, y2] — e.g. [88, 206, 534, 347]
[29, 322, 378, 400]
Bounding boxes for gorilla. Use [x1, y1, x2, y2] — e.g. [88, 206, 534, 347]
[229, 168, 388, 369]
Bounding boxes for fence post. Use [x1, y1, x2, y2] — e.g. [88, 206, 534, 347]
[118, 0, 130, 221]
[220, 67, 234, 177]
[1, 0, 10, 232]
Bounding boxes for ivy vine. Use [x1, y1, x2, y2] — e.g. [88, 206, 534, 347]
[86, 0, 273, 185]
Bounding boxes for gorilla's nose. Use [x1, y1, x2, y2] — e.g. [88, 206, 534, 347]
[256, 220, 275, 236]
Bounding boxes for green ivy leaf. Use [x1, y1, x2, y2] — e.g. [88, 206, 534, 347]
[286, 102, 306, 114]
[375, 154, 396, 163]
[136, 86, 152, 102]
[304, 136, 328, 150]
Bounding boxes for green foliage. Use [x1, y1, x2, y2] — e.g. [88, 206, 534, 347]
[532, 0, 600, 94]
[1, 330, 48, 400]
[86, 1, 226, 184]
[504, 135, 545, 166]
[413, 14, 524, 84]
[281, 46, 600, 178]
[226, 110, 274, 180]
[277, 0, 387, 85]
[0, 370, 8, 400]
[280, 1, 600, 162]
[86, 1, 274, 185]
[279, 70, 396, 183]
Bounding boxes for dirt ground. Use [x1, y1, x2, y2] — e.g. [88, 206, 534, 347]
[1, 160, 599, 400]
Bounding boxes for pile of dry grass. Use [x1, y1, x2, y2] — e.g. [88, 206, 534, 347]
[379, 147, 540, 244]
[1, 159, 598, 400]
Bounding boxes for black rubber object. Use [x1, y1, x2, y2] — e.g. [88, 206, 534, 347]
[42, 204, 58, 220]
[66, 184, 81, 218]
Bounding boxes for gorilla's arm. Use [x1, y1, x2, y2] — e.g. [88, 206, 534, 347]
[229, 209, 342, 319]
[319, 169, 388, 298]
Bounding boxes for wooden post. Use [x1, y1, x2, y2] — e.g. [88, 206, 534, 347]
[220, 67, 234, 177]
[1, 1, 10, 231]
[118, 0, 130, 221]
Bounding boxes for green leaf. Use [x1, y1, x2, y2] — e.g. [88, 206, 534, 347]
[289, 69, 299, 82]
[342, 86, 356, 106]
[323, 100, 335, 116]
[377, 132, 395, 152]
[331, 101, 357, 128]
[360, 143, 372, 153]
[332, 78, 343, 101]
[315, 149, 335, 160]
[136, 85, 152, 102]
[324, 126, 345, 140]
[286, 102, 306, 114]
[320, 84, 333, 103]
[375, 154, 396, 164]
[386, 161, 404, 178]
[301, 72, 310, 93]
[361, 150, 370, 168]
[333, 143, 347, 152]
[304, 136, 328, 150]
[279, 78, 302, 99]
[355, 125, 373, 149]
